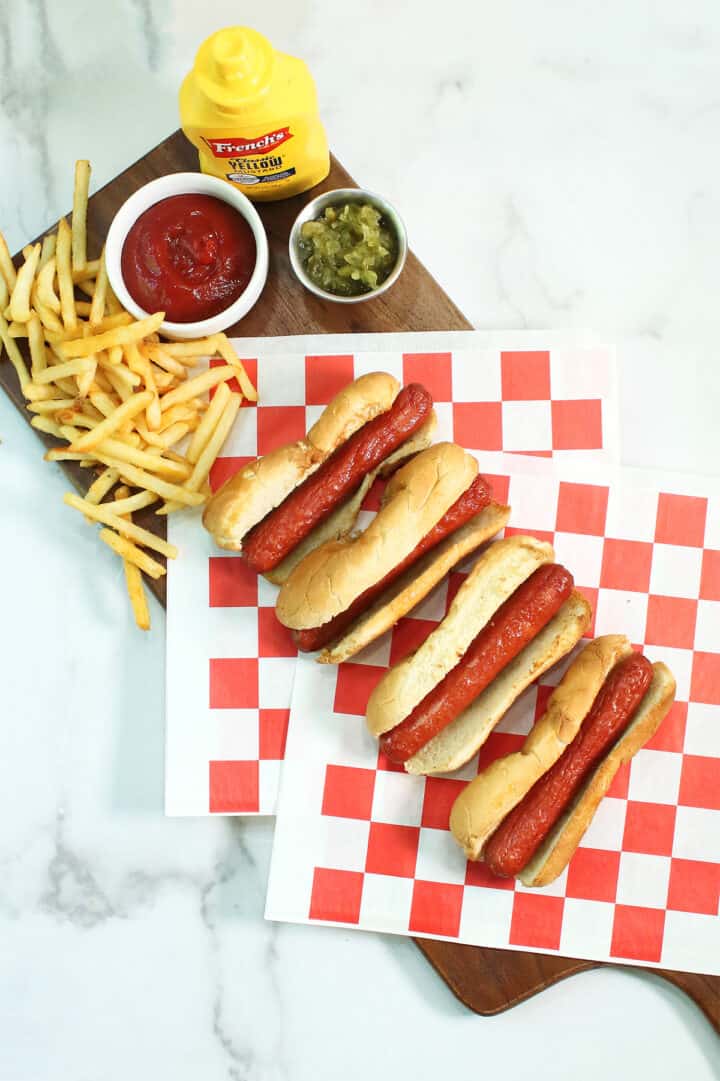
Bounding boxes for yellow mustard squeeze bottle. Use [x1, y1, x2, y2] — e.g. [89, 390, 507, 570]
[179, 27, 330, 202]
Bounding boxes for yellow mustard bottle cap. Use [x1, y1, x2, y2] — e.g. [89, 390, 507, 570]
[194, 27, 275, 108]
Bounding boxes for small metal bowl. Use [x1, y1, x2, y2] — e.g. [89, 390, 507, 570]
[288, 187, 408, 304]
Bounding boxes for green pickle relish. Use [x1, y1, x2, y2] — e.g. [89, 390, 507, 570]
[298, 202, 397, 297]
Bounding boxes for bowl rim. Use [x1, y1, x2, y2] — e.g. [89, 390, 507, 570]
[105, 171, 269, 339]
[288, 187, 408, 305]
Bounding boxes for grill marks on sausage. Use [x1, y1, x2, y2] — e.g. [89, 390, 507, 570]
[242, 383, 434, 573]
[483, 652, 653, 878]
[293, 474, 493, 652]
[379, 563, 575, 764]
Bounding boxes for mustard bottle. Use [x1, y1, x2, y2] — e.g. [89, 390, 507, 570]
[179, 27, 330, 202]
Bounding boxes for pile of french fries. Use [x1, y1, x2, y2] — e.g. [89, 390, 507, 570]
[0, 160, 256, 629]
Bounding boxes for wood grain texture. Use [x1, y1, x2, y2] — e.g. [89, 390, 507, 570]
[2, 130, 717, 1027]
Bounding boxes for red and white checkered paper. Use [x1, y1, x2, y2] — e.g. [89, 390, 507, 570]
[165, 333, 618, 816]
[266, 455, 720, 975]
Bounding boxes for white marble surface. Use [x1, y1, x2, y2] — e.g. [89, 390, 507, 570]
[0, 2, 718, 1078]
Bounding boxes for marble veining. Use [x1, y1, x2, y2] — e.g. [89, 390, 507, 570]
[1, 2, 719, 1078]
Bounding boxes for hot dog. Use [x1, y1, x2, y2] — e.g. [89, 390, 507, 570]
[366, 536, 592, 775]
[450, 636, 676, 886]
[243, 382, 433, 574]
[293, 473, 493, 653]
[275, 443, 511, 664]
[203, 372, 437, 583]
[379, 563, 575, 764]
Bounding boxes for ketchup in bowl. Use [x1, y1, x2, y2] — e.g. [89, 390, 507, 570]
[120, 193, 256, 323]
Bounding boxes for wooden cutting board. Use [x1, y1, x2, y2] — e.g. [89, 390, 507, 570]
[2, 130, 718, 1029]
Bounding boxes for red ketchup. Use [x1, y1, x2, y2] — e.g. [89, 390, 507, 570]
[121, 193, 256, 322]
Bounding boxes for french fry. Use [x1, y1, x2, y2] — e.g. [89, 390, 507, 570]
[89, 249, 108, 326]
[85, 467, 119, 504]
[149, 366, 177, 390]
[7, 321, 29, 337]
[186, 381, 231, 464]
[91, 455, 205, 506]
[161, 338, 217, 357]
[102, 367, 132, 402]
[34, 357, 95, 384]
[107, 345, 123, 366]
[109, 489, 158, 515]
[56, 218, 77, 331]
[44, 312, 132, 344]
[24, 381, 60, 401]
[214, 333, 257, 400]
[105, 283, 123, 315]
[159, 364, 236, 412]
[39, 233, 57, 268]
[75, 279, 96, 298]
[97, 356, 141, 388]
[45, 450, 89, 462]
[98, 529, 166, 579]
[158, 392, 240, 515]
[57, 424, 83, 443]
[9, 242, 41, 322]
[27, 314, 47, 377]
[149, 421, 191, 448]
[34, 296, 64, 333]
[88, 436, 191, 480]
[64, 492, 178, 558]
[89, 390, 121, 418]
[30, 415, 64, 438]
[0, 311, 31, 390]
[185, 393, 240, 492]
[157, 402, 197, 430]
[68, 389, 152, 451]
[36, 256, 61, 314]
[92, 312, 133, 332]
[71, 160, 91, 274]
[72, 258, 100, 282]
[58, 311, 164, 358]
[0, 231, 16, 292]
[142, 346, 186, 376]
[125, 342, 161, 430]
[76, 358, 97, 397]
[124, 559, 151, 630]
[27, 398, 78, 414]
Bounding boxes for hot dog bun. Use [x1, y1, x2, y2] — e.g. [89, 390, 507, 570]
[276, 443, 498, 633]
[367, 535, 555, 737]
[406, 591, 592, 775]
[320, 502, 510, 664]
[365, 534, 592, 775]
[449, 634, 634, 857]
[518, 662, 675, 886]
[264, 416, 437, 586]
[450, 641, 676, 886]
[203, 372, 432, 554]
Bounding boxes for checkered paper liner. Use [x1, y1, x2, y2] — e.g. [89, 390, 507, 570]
[165, 333, 618, 816]
[266, 455, 720, 975]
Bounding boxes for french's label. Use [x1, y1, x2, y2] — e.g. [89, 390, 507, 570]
[202, 128, 293, 157]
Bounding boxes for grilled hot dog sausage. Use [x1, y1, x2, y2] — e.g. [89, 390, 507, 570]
[293, 474, 493, 652]
[242, 383, 433, 574]
[483, 652, 653, 877]
[379, 563, 574, 764]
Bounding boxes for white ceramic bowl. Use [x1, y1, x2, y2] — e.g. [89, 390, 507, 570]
[105, 172, 269, 340]
[288, 188, 408, 304]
